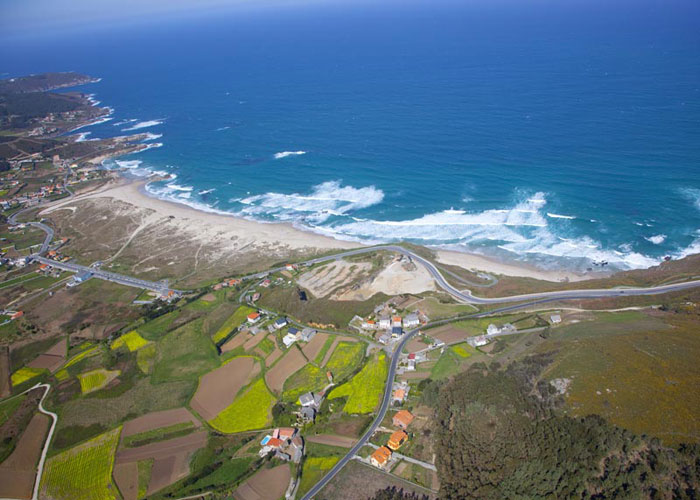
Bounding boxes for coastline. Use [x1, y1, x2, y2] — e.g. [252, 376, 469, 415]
[47, 175, 599, 283]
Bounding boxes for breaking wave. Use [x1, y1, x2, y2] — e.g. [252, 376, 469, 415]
[122, 119, 164, 131]
[645, 234, 667, 245]
[237, 180, 384, 224]
[273, 151, 306, 159]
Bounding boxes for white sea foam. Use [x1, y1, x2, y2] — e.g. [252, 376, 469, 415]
[238, 180, 384, 224]
[215, 126, 230, 131]
[198, 188, 216, 195]
[547, 212, 575, 220]
[114, 160, 142, 169]
[680, 187, 700, 211]
[113, 119, 137, 126]
[273, 151, 306, 160]
[645, 234, 667, 245]
[165, 183, 193, 192]
[142, 133, 163, 141]
[122, 119, 164, 132]
[75, 132, 92, 142]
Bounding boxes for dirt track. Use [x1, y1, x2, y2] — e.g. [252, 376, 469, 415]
[265, 348, 307, 393]
[122, 407, 200, 437]
[0, 413, 49, 499]
[190, 357, 259, 420]
[233, 464, 290, 500]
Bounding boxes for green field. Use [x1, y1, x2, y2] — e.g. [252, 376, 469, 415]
[0, 394, 26, 426]
[136, 343, 156, 374]
[152, 318, 220, 383]
[212, 305, 256, 343]
[283, 341, 365, 401]
[298, 456, 340, 496]
[78, 369, 119, 394]
[314, 337, 335, 364]
[257, 337, 275, 355]
[63, 345, 100, 369]
[430, 343, 476, 380]
[329, 352, 388, 414]
[122, 422, 195, 448]
[324, 341, 364, 380]
[41, 427, 121, 500]
[111, 330, 150, 352]
[138, 310, 181, 340]
[209, 378, 276, 433]
[11, 366, 46, 386]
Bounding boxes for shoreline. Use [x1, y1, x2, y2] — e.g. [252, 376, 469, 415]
[45, 175, 603, 283]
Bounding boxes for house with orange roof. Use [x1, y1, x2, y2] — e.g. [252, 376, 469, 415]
[392, 388, 406, 403]
[10, 311, 23, 320]
[392, 316, 402, 327]
[392, 409, 414, 429]
[370, 446, 392, 468]
[387, 430, 408, 451]
[247, 312, 261, 324]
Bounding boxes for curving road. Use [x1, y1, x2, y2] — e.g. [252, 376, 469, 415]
[247, 244, 700, 305]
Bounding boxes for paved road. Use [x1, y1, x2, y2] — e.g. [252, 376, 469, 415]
[32, 256, 176, 295]
[247, 245, 700, 305]
[298, 285, 700, 499]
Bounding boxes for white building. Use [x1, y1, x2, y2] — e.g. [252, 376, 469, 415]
[550, 314, 562, 324]
[403, 313, 420, 328]
[379, 316, 391, 329]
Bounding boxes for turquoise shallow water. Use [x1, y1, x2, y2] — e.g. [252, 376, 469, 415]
[2, 0, 699, 271]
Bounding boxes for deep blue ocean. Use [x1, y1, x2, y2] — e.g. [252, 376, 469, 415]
[2, 0, 699, 271]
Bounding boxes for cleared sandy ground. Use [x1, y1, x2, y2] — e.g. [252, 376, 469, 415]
[113, 462, 139, 500]
[436, 249, 589, 282]
[265, 348, 308, 393]
[306, 434, 357, 448]
[27, 339, 66, 372]
[122, 407, 200, 437]
[334, 260, 436, 301]
[426, 325, 468, 344]
[233, 464, 290, 500]
[190, 357, 259, 421]
[0, 413, 49, 499]
[301, 333, 329, 360]
[297, 260, 372, 298]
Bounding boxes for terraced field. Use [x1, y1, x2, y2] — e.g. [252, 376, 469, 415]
[41, 427, 122, 500]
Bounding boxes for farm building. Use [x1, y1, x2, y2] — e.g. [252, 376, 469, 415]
[299, 392, 323, 408]
[378, 333, 391, 345]
[550, 314, 562, 324]
[370, 446, 392, 468]
[273, 317, 288, 330]
[467, 335, 489, 347]
[379, 316, 391, 329]
[404, 313, 420, 328]
[300, 328, 316, 342]
[387, 430, 408, 451]
[393, 410, 414, 429]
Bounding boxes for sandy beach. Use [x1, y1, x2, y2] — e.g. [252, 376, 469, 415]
[43, 177, 597, 283]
